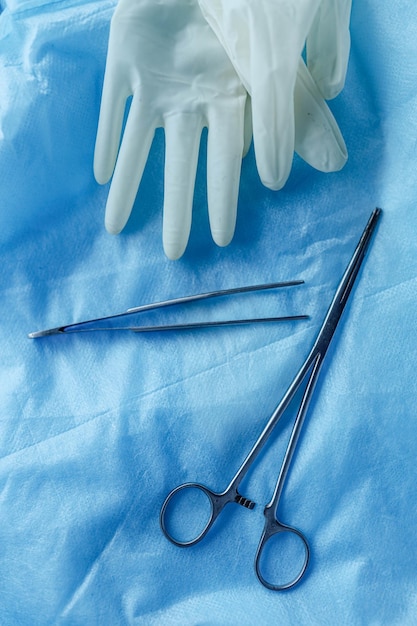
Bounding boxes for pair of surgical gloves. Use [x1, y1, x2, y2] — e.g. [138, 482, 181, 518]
[94, 0, 352, 259]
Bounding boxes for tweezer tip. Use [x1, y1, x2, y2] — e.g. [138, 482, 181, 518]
[28, 328, 63, 339]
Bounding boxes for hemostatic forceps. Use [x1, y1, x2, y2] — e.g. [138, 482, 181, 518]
[160, 209, 381, 591]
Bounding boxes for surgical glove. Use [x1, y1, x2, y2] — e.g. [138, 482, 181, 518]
[198, 0, 352, 190]
[94, 0, 249, 260]
[94, 0, 347, 260]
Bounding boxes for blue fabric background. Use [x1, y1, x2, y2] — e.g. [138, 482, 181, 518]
[0, 1, 416, 623]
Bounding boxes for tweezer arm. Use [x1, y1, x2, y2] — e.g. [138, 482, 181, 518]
[29, 316, 308, 338]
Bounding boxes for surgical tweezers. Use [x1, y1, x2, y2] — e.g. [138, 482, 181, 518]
[28, 280, 307, 338]
[160, 209, 381, 591]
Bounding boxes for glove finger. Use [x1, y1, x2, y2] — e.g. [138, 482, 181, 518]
[306, 0, 352, 99]
[294, 58, 347, 172]
[207, 105, 245, 247]
[94, 69, 131, 185]
[242, 95, 253, 158]
[249, 2, 323, 190]
[104, 95, 155, 235]
[163, 114, 203, 260]
[250, 80, 295, 191]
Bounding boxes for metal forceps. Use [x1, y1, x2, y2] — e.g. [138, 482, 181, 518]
[160, 209, 381, 591]
[28, 281, 306, 338]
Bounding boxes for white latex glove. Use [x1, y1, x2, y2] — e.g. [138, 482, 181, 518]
[94, 0, 249, 260]
[94, 0, 347, 259]
[198, 0, 352, 190]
